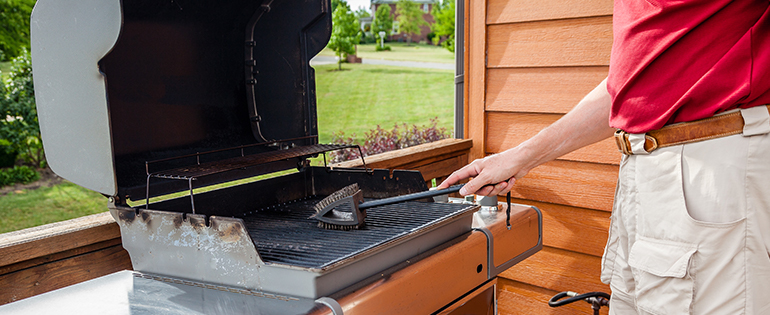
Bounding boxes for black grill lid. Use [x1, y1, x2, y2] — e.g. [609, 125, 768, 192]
[31, 0, 332, 200]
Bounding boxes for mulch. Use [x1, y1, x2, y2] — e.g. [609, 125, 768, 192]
[0, 167, 64, 196]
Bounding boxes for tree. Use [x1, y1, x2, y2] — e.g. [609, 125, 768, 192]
[395, 0, 426, 46]
[371, 5, 393, 46]
[431, 0, 455, 52]
[353, 6, 370, 20]
[331, 0, 349, 14]
[353, 7, 371, 42]
[0, 0, 35, 61]
[0, 49, 44, 167]
[327, 5, 361, 70]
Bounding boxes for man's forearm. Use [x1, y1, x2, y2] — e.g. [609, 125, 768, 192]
[511, 78, 616, 173]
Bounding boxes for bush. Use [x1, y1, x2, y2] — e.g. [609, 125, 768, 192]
[426, 31, 437, 43]
[0, 0, 35, 61]
[375, 45, 392, 51]
[0, 165, 39, 187]
[360, 33, 377, 44]
[328, 118, 451, 163]
[0, 139, 17, 167]
[0, 49, 44, 167]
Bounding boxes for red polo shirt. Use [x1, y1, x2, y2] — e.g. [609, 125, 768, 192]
[608, 0, 770, 133]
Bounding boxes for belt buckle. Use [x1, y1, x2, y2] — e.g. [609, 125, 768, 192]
[614, 130, 633, 155]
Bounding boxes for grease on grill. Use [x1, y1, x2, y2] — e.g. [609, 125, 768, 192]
[242, 197, 472, 269]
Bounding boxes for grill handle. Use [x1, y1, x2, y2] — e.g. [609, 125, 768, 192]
[358, 184, 464, 210]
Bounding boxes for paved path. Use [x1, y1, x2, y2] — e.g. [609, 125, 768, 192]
[310, 55, 454, 70]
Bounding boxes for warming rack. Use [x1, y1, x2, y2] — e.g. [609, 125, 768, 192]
[143, 136, 368, 213]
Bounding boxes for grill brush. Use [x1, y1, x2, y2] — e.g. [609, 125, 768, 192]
[311, 184, 465, 230]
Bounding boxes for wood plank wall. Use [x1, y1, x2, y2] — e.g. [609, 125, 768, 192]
[463, 0, 618, 313]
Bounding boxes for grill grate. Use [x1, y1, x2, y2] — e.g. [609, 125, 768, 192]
[150, 144, 357, 179]
[242, 197, 474, 269]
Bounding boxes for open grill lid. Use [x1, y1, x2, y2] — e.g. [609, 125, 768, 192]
[31, 0, 332, 201]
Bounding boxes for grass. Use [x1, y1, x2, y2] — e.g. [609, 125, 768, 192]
[315, 63, 454, 143]
[0, 182, 105, 234]
[0, 58, 454, 234]
[319, 42, 454, 64]
[0, 169, 300, 234]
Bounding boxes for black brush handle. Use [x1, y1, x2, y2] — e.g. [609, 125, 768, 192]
[358, 184, 464, 210]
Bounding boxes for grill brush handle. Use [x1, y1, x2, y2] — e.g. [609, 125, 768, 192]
[358, 184, 465, 210]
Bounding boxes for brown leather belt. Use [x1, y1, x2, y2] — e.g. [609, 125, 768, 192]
[614, 105, 770, 155]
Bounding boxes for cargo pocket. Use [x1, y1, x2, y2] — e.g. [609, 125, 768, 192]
[628, 237, 697, 315]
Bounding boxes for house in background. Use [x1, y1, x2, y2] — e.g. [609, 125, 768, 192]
[370, 0, 438, 44]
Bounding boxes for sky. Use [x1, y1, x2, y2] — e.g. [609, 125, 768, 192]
[348, 0, 371, 12]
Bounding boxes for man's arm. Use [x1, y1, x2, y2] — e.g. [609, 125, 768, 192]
[438, 78, 617, 196]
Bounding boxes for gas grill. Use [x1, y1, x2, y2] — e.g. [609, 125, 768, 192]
[1, 0, 542, 313]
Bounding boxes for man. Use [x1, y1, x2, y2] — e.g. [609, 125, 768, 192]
[438, 0, 770, 313]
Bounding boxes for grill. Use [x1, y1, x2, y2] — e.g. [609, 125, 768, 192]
[1, 0, 543, 314]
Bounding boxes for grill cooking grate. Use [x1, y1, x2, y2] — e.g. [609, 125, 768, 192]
[242, 197, 474, 269]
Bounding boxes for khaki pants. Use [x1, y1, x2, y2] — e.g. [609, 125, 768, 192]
[601, 106, 770, 314]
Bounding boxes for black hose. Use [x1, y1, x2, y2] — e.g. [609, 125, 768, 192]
[548, 291, 611, 307]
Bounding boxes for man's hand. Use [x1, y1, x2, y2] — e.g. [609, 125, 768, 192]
[438, 149, 531, 196]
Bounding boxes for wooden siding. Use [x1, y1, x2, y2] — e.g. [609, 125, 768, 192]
[486, 112, 619, 165]
[487, 0, 613, 24]
[486, 67, 609, 114]
[465, 0, 616, 313]
[487, 17, 613, 68]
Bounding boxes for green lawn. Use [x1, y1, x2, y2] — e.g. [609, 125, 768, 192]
[0, 169, 299, 233]
[0, 182, 105, 234]
[0, 61, 454, 234]
[319, 42, 455, 64]
[315, 63, 454, 143]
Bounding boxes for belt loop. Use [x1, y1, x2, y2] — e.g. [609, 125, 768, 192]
[614, 130, 633, 155]
[628, 133, 650, 155]
[741, 105, 770, 136]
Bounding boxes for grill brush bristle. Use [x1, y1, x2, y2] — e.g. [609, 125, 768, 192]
[312, 183, 361, 214]
[310, 183, 367, 230]
[311, 183, 466, 230]
[317, 221, 360, 230]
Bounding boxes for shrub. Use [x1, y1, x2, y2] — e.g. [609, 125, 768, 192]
[375, 45, 392, 51]
[426, 31, 437, 43]
[360, 33, 377, 44]
[0, 0, 35, 61]
[0, 139, 17, 167]
[328, 118, 451, 163]
[0, 49, 44, 167]
[0, 165, 39, 187]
